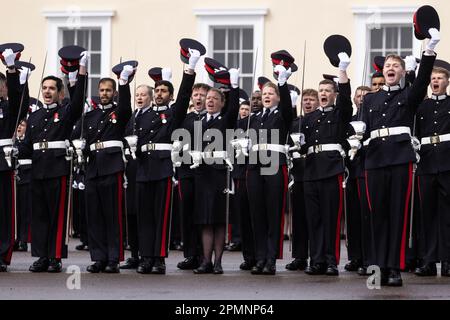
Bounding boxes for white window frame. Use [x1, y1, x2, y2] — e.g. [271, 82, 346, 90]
[193, 8, 268, 90]
[352, 6, 422, 85]
[42, 10, 114, 79]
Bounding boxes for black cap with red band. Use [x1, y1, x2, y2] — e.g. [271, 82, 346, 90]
[323, 35, 352, 68]
[0, 43, 24, 66]
[179, 38, 206, 64]
[204, 57, 230, 86]
[413, 5, 440, 40]
[58, 45, 85, 74]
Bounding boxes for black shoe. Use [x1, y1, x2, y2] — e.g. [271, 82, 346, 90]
[286, 258, 307, 271]
[0, 258, 7, 272]
[75, 243, 89, 251]
[29, 257, 49, 272]
[87, 261, 106, 273]
[305, 263, 327, 275]
[226, 242, 242, 252]
[325, 265, 339, 276]
[441, 261, 450, 277]
[415, 263, 437, 277]
[177, 256, 200, 270]
[344, 260, 362, 272]
[136, 258, 154, 274]
[213, 262, 223, 274]
[239, 260, 255, 271]
[357, 266, 368, 276]
[251, 260, 266, 275]
[387, 269, 403, 287]
[104, 262, 120, 273]
[47, 259, 62, 273]
[262, 259, 276, 275]
[151, 258, 166, 274]
[120, 257, 140, 270]
[194, 261, 213, 274]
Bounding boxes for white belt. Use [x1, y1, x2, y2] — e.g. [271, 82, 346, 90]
[89, 140, 124, 151]
[124, 149, 131, 156]
[291, 152, 305, 159]
[421, 133, 450, 145]
[370, 126, 411, 140]
[202, 151, 228, 159]
[0, 139, 12, 147]
[33, 141, 67, 150]
[307, 143, 343, 155]
[251, 144, 287, 154]
[18, 159, 32, 165]
[141, 143, 172, 152]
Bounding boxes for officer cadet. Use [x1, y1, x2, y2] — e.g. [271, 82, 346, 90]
[0, 45, 30, 271]
[250, 90, 263, 114]
[133, 42, 201, 275]
[82, 61, 136, 273]
[175, 82, 210, 270]
[302, 48, 352, 276]
[344, 86, 370, 273]
[22, 51, 88, 273]
[245, 51, 294, 276]
[415, 66, 450, 277]
[361, 19, 440, 286]
[285, 89, 319, 271]
[191, 65, 240, 275]
[371, 72, 385, 92]
[120, 84, 154, 270]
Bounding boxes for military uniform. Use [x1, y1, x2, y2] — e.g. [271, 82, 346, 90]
[16, 136, 32, 248]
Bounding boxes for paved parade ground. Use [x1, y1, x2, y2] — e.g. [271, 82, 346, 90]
[1, 240, 450, 301]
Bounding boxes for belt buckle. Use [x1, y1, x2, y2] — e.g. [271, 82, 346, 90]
[431, 135, 441, 144]
[147, 143, 155, 151]
[259, 144, 267, 151]
[378, 128, 390, 137]
[39, 141, 48, 149]
[314, 145, 322, 153]
[95, 142, 104, 150]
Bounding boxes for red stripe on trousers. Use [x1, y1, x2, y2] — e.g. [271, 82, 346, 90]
[364, 171, 373, 212]
[5, 172, 15, 264]
[55, 176, 67, 259]
[335, 174, 344, 264]
[279, 165, 288, 259]
[160, 178, 172, 257]
[400, 163, 413, 270]
[117, 173, 124, 261]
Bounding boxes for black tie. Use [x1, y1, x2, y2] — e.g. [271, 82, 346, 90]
[207, 115, 214, 124]
[261, 108, 270, 123]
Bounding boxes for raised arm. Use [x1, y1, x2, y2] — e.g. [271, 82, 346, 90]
[171, 71, 196, 129]
[67, 52, 89, 125]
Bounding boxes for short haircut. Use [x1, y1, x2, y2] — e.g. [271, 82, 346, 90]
[192, 83, 211, 92]
[137, 84, 153, 97]
[371, 71, 384, 79]
[240, 100, 251, 107]
[302, 89, 318, 99]
[99, 78, 117, 91]
[42, 76, 63, 92]
[356, 86, 371, 92]
[207, 87, 225, 102]
[262, 82, 280, 96]
[155, 80, 174, 96]
[432, 67, 450, 79]
[319, 79, 337, 92]
[384, 54, 406, 70]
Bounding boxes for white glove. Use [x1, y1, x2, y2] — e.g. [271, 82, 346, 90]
[171, 140, 183, 167]
[426, 28, 441, 53]
[19, 67, 31, 85]
[79, 51, 89, 68]
[68, 70, 78, 85]
[289, 133, 305, 151]
[189, 151, 203, 169]
[187, 48, 201, 70]
[2, 48, 17, 67]
[349, 121, 366, 139]
[231, 138, 250, 158]
[125, 135, 138, 148]
[347, 139, 361, 161]
[274, 65, 292, 86]
[290, 90, 299, 107]
[120, 65, 135, 84]
[229, 68, 240, 89]
[338, 52, 351, 72]
[404, 55, 417, 72]
[72, 139, 86, 151]
[411, 136, 421, 152]
[161, 67, 172, 82]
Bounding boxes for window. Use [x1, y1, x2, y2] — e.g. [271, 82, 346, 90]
[61, 29, 102, 97]
[212, 27, 254, 94]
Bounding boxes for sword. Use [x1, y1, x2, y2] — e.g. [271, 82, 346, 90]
[409, 115, 418, 249]
[245, 47, 259, 137]
[224, 166, 232, 245]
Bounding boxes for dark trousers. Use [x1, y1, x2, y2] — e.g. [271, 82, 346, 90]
[0, 171, 14, 264]
[233, 178, 254, 262]
[365, 163, 413, 269]
[417, 172, 450, 263]
[246, 166, 288, 261]
[346, 178, 362, 261]
[356, 177, 374, 267]
[136, 178, 172, 258]
[125, 160, 138, 257]
[17, 182, 32, 243]
[85, 173, 124, 263]
[73, 189, 88, 244]
[304, 174, 344, 266]
[291, 181, 309, 260]
[31, 176, 69, 259]
[178, 177, 201, 258]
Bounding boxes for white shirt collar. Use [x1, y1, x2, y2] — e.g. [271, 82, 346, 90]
[263, 105, 278, 114]
[431, 94, 447, 101]
[318, 106, 334, 113]
[136, 105, 151, 115]
[207, 111, 221, 121]
[43, 103, 58, 110]
[153, 105, 169, 112]
[99, 103, 114, 110]
[382, 84, 402, 92]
